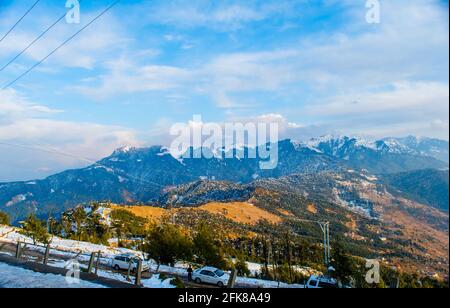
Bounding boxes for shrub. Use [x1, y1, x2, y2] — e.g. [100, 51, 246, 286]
[171, 276, 185, 288]
[0, 211, 10, 225]
[235, 257, 251, 277]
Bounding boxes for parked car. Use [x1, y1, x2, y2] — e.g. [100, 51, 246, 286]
[305, 275, 337, 289]
[111, 254, 149, 272]
[192, 266, 229, 287]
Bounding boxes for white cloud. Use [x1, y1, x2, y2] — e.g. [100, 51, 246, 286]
[74, 0, 448, 104]
[0, 89, 140, 181]
[73, 59, 191, 100]
[73, 49, 299, 105]
[0, 8, 127, 71]
[307, 82, 449, 116]
[145, 0, 298, 30]
[0, 89, 60, 124]
[0, 118, 141, 182]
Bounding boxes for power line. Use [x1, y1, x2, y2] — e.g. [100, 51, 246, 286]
[289, 217, 331, 265]
[0, 140, 166, 188]
[0, 0, 86, 73]
[0, 10, 67, 72]
[2, 0, 121, 90]
[0, 0, 41, 45]
[289, 216, 328, 225]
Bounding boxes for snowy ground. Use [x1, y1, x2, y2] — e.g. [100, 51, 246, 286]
[0, 225, 174, 288]
[0, 225, 141, 259]
[0, 262, 106, 288]
[44, 259, 176, 288]
[0, 225, 306, 288]
[236, 259, 321, 277]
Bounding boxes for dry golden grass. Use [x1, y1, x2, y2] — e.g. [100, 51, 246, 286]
[345, 214, 357, 230]
[197, 202, 282, 225]
[276, 208, 294, 217]
[114, 202, 282, 226]
[307, 203, 318, 214]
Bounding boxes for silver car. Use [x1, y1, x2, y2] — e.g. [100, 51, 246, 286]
[111, 254, 149, 272]
[192, 266, 229, 287]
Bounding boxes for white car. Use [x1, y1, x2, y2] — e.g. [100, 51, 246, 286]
[305, 275, 337, 289]
[192, 266, 229, 287]
[111, 254, 149, 272]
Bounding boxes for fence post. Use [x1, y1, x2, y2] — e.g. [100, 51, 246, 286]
[94, 251, 101, 275]
[15, 241, 21, 258]
[126, 260, 133, 282]
[43, 244, 50, 265]
[135, 259, 143, 286]
[227, 269, 237, 288]
[87, 252, 95, 274]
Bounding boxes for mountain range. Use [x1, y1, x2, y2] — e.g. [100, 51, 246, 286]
[0, 135, 448, 224]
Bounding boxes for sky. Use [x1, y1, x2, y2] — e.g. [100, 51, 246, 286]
[0, 0, 448, 181]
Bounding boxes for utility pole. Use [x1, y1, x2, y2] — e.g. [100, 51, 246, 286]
[291, 217, 331, 267]
[318, 222, 331, 266]
[327, 222, 331, 265]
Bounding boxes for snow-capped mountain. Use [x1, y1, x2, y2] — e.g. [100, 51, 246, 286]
[299, 135, 448, 159]
[383, 136, 449, 163]
[295, 135, 448, 173]
[0, 136, 447, 223]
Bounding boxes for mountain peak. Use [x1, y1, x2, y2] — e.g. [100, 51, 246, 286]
[111, 145, 170, 157]
[113, 146, 136, 155]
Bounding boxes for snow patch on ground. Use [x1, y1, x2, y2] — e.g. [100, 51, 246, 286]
[0, 225, 141, 260]
[6, 193, 32, 207]
[0, 262, 106, 288]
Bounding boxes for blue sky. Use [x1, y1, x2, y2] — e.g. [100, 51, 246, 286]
[0, 0, 448, 181]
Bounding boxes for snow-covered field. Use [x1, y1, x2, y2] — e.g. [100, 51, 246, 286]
[0, 262, 106, 288]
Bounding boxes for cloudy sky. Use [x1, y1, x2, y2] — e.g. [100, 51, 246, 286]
[0, 0, 448, 181]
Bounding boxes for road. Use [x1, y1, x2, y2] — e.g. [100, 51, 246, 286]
[0, 241, 238, 288]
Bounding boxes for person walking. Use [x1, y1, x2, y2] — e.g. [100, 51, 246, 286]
[187, 266, 193, 282]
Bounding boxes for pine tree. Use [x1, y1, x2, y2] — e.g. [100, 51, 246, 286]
[235, 255, 251, 277]
[47, 217, 61, 236]
[193, 224, 228, 269]
[73, 206, 87, 241]
[145, 223, 193, 269]
[330, 241, 356, 285]
[110, 209, 147, 246]
[60, 214, 73, 238]
[20, 214, 51, 245]
[86, 212, 110, 244]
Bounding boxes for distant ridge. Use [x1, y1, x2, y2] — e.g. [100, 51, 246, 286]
[0, 136, 448, 223]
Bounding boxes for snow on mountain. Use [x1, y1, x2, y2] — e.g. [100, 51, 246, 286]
[0, 136, 447, 224]
[383, 136, 449, 162]
[294, 135, 448, 160]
